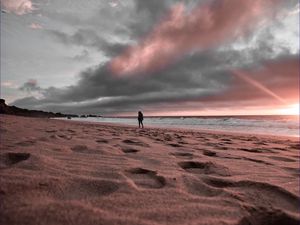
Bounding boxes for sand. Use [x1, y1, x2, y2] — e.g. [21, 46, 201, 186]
[0, 115, 299, 225]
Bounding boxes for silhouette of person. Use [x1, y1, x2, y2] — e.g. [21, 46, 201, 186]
[138, 111, 144, 128]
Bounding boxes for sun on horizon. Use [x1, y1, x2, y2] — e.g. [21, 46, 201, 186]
[276, 103, 299, 115]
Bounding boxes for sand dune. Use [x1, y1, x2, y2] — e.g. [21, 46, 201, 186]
[0, 115, 299, 225]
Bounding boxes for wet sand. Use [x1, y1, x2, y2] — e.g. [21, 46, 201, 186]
[0, 115, 299, 225]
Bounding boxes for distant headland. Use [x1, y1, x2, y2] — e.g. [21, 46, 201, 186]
[0, 99, 78, 118]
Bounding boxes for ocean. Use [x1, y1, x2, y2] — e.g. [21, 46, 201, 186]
[61, 115, 299, 137]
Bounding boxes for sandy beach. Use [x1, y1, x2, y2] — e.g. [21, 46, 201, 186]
[0, 115, 299, 225]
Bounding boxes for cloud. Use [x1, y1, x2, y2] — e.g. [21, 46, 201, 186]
[51, 51, 232, 103]
[286, 2, 300, 16]
[12, 49, 298, 115]
[109, 0, 284, 76]
[47, 28, 127, 57]
[1, 81, 17, 88]
[71, 50, 90, 62]
[109, 0, 120, 8]
[201, 55, 299, 105]
[29, 23, 43, 30]
[0, 0, 35, 15]
[12, 51, 230, 113]
[129, 0, 170, 37]
[12, 96, 40, 108]
[19, 79, 41, 93]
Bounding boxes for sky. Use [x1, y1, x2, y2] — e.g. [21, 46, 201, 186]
[0, 0, 299, 116]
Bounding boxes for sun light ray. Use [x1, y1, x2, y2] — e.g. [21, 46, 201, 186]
[232, 70, 287, 104]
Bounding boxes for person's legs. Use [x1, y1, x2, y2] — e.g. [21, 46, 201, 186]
[141, 120, 144, 128]
[138, 120, 141, 128]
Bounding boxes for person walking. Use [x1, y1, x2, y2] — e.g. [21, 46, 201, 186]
[138, 111, 144, 128]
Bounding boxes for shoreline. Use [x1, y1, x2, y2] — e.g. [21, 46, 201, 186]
[54, 116, 299, 141]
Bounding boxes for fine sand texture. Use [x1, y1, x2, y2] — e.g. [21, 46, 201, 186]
[0, 115, 299, 225]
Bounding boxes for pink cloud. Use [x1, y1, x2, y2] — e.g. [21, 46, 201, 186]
[1, 81, 16, 88]
[201, 57, 299, 104]
[29, 23, 43, 30]
[27, 79, 38, 85]
[110, 0, 281, 76]
[0, 0, 35, 15]
[109, 0, 119, 8]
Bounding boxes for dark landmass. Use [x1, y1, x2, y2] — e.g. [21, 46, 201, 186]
[0, 99, 78, 118]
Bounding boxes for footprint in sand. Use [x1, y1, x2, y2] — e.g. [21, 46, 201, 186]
[45, 129, 57, 133]
[217, 146, 229, 150]
[203, 177, 300, 214]
[282, 167, 299, 177]
[1, 152, 31, 166]
[238, 208, 300, 225]
[96, 138, 109, 144]
[123, 139, 149, 147]
[182, 176, 224, 197]
[49, 134, 57, 139]
[71, 145, 88, 152]
[273, 147, 286, 151]
[16, 140, 36, 147]
[126, 168, 166, 189]
[203, 150, 217, 157]
[52, 178, 119, 200]
[269, 156, 296, 162]
[121, 148, 140, 154]
[38, 137, 48, 142]
[154, 138, 164, 142]
[70, 145, 101, 154]
[239, 148, 274, 153]
[206, 142, 228, 150]
[221, 138, 231, 142]
[163, 135, 172, 142]
[67, 129, 76, 134]
[289, 143, 300, 150]
[57, 134, 72, 140]
[168, 143, 183, 148]
[178, 161, 231, 176]
[222, 141, 233, 145]
[254, 141, 268, 146]
[242, 157, 273, 166]
[170, 152, 193, 159]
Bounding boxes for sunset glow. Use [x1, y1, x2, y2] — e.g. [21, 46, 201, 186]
[110, 0, 282, 76]
[276, 104, 299, 115]
[1, 0, 299, 116]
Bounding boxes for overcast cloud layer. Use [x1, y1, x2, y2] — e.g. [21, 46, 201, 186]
[1, 0, 299, 115]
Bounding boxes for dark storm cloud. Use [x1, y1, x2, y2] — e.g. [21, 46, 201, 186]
[43, 52, 230, 103]
[12, 51, 232, 113]
[129, 0, 170, 36]
[129, 0, 203, 37]
[12, 44, 298, 115]
[47, 28, 127, 57]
